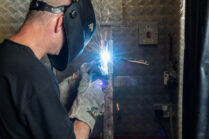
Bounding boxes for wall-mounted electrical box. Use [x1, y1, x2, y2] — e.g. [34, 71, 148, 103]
[139, 22, 158, 45]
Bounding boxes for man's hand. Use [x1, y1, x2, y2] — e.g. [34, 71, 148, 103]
[79, 60, 98, 73]
[69, 61, 106, 132]
[59, 72, 80, 111]
[59, 60, 100, 111]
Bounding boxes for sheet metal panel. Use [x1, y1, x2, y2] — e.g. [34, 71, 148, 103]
[0, 0, 184, 138]
[90, 0, 182, 137]
[0, 0, 29, 42]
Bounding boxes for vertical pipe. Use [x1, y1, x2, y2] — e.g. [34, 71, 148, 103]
[103, 40, 114, 139]
[101, 26, 114, 139]
[103, 74, 114, 139]
[178, 0, 186, 139]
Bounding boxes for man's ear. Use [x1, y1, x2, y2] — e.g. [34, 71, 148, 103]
[55, 15, 64, 33]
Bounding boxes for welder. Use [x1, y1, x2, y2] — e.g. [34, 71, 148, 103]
[0, 0, 105, 139]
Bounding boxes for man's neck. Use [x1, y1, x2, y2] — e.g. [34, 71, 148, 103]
[10, 22, 48, 60]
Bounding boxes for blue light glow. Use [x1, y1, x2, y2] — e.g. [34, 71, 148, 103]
[100, 47, 111, 75]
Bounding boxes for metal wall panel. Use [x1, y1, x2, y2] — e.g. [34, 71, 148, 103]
[90, 0, 182, 138]
[113, 76, 170, 135]
[92, 0, 123, 25]
[0, 0, 30, 42]
[0, 0, 183, 138]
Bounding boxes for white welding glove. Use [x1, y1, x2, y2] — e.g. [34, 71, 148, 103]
[59, 73, 79, 111]
[69, 63, 105, 131]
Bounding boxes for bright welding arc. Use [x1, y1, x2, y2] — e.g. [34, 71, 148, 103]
[100, 46, 111, 75]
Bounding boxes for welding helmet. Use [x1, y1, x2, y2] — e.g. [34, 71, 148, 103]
[30, 0, 96, 71]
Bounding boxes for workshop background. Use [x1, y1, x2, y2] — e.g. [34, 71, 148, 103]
[0, 0, 185, 139]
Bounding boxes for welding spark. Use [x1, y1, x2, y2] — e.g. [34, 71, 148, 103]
[116, 103, 120, 111]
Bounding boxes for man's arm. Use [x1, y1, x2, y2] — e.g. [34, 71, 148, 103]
[59, 75, 91, 139]
[59, 62, 106, 138]
[74, 120, 90, 139]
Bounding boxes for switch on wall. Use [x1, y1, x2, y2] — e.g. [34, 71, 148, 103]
[139, 22, 158, 45]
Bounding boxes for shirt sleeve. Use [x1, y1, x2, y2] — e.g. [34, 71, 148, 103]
[22, 81, 76, 139]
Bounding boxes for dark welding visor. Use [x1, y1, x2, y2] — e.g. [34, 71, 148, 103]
[30, 0, 96, 71]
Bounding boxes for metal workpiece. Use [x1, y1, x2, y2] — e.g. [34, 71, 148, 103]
[126, 59, 149, 66]
[118, 58, 150, 66]
[99, 26, 114, 139]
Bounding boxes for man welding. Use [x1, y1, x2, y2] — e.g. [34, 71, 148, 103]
[0, 0, 105, 139]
